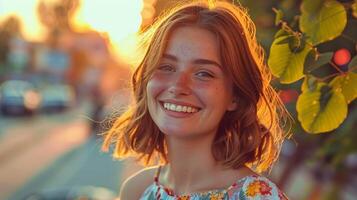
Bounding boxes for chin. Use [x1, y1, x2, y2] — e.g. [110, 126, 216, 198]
[158, 125, 192, 137]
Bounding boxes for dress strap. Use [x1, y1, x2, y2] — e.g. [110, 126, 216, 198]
[154, 165, 162, 183]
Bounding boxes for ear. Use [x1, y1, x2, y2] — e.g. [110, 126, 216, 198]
[227, 98, 237, 111]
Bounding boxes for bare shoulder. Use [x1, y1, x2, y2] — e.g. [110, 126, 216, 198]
[119, 166, 158, 200]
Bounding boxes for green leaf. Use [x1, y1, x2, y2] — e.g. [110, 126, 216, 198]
[348, 55, 357, 72]
[275, 35, 294, 45]
[268, 36, 311, 84]
[288, 36, 306, 53]
[304, 51, 333, 73]
[297, 83, 347, 133]
[275, 9, 284, 25]
[352, 0, 357, 18]
[330, 72, 357, 104]
[320, 85, 332, 111]
[300, 0, 347, 45]
[302, 75, 319, 92]
[301, 0, 324, 13]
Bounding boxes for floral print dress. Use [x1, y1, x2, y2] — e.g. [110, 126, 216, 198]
[139, 166, 288, 200]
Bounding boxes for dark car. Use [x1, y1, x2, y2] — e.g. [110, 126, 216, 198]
[0, 80, 41, 115]
[39, 84, 75, 112]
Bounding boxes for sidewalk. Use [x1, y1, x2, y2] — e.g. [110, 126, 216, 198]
[0, 114, 90, 200]
[7, 136, 123, 200]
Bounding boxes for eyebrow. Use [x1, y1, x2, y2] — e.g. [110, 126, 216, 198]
[162, 53, 222, 68]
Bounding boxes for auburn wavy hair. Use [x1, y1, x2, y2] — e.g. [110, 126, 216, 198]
[102, 0, 288, 172]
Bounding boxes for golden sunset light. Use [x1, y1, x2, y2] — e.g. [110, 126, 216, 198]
[72, 0, 146, 65]
[0, 0, 153, 65]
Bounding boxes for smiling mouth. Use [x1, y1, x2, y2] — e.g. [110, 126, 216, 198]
[160, 102, 200, 113]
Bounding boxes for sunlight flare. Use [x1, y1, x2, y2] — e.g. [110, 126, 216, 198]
[72, 0, 145, 65]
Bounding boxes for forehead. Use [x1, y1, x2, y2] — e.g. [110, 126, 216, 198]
[163, 26, 221, 63]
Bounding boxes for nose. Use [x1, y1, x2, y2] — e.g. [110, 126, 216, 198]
[168, 71, 192, 96]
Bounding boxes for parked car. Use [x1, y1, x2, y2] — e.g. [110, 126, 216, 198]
[40, 84, 75, 112]
[0, 80, 41, 116]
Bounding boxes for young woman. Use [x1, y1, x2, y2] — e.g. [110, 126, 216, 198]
[102, 1, 289, 199]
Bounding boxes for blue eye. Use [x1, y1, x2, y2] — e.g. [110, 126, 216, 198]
[196, 71, 214, 78]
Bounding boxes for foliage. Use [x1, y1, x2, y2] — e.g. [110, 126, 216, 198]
[268, 0, 357, 134]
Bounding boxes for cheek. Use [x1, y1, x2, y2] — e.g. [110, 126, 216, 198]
[146, 75, 166, 101]
[198, 82, 234, 110]
[197, 82, 230, 99]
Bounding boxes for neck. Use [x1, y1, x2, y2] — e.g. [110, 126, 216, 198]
[162, 134, 223, 195]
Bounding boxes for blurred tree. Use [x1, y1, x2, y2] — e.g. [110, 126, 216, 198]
[37, 0, 79, 31]
[0, 16, 22, 74]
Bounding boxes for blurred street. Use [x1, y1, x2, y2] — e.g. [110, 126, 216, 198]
[0, 1, 137, 198]
[0, 101, 139, 200]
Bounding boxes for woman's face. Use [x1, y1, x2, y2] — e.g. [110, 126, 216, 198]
[146, 26, 237, 139]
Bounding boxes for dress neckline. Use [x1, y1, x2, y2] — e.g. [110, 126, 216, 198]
[153, 165, 252, 197]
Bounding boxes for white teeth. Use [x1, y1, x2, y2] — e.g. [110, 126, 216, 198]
[182, 106, 187, 112]
[187, 107, 192, 112]
[163, 102, 199, 113]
